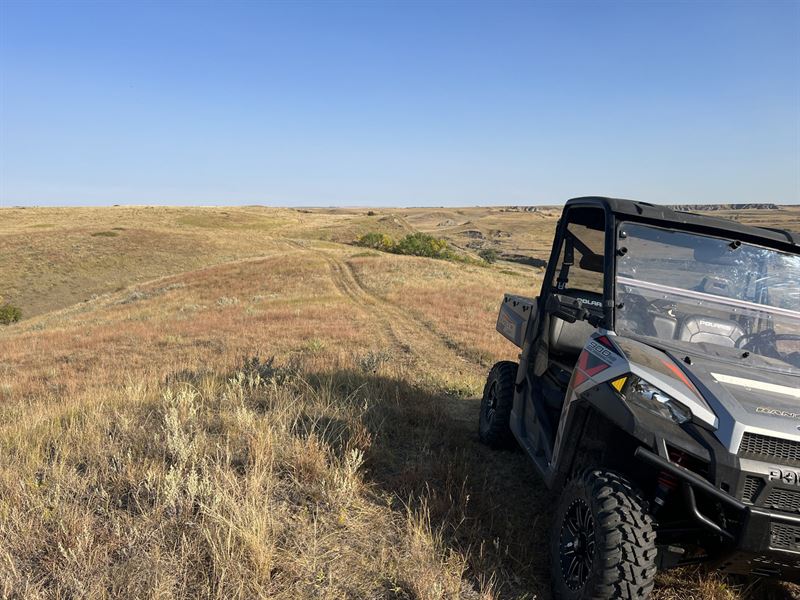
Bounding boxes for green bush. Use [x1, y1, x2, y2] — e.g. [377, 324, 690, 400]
[356, 231, 455, 260]
[0, 303, 22, 325]
[478, 248, 499, 263]
[356, 232, 396, 252]
[394, 232, 451, 258]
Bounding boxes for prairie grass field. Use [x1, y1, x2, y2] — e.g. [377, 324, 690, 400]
[1, 204, 799, 599]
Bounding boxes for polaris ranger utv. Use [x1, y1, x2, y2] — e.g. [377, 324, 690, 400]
[479, 197, 800, 599]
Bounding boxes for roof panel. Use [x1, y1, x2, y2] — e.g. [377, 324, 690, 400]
[565, 196, 798, 249]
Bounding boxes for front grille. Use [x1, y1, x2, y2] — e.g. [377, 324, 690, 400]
[770, 522, 800, 552]
[739, 432, 800, 467]
[765, 488, 800, 514]
[741, 475, 764, 504]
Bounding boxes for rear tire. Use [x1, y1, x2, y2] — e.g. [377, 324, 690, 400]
[478, 361, 517, 448]
[551, 469, 657, 600]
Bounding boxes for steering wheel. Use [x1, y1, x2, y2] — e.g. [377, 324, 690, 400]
[736, 329, 800, 359]
[619, 292, 676, 314]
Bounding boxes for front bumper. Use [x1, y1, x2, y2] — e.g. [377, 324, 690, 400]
[722, 507, 800, 579]
[636, 448, 800, 581]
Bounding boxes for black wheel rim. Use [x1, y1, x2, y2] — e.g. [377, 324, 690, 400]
[559, 498, 595, 591]
[484, 381, 498, 422]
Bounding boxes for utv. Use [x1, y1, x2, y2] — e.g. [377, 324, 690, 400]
[480, 197, 800, 598]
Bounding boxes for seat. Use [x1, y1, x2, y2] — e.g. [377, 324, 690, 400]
[678, 316, 744, 347]
[549, 291, 602, 359]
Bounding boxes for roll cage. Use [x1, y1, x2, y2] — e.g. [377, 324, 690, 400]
[538, 196, 800, 335]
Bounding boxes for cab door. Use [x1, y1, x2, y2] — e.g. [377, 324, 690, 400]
[511, 204, 610, 481]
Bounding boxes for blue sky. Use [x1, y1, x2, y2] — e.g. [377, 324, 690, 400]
[1, 1, 798, 207]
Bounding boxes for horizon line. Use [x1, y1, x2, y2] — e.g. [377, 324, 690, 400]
[2, 202, 799, 210]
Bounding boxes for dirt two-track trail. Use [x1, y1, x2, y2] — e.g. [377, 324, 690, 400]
[285, 239, 480, 369]
[285, 239, 484, 423]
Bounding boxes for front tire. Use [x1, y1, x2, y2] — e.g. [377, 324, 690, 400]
[478, 361, 517, 448]
[551, 469, 657, 600]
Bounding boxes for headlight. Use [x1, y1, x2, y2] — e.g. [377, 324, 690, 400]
[614, 374, 692, 424]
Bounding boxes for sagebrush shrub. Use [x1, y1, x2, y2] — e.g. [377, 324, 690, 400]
[357, 349, 391, 373]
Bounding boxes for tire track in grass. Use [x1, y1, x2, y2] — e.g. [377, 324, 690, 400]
[341, 259, 494, 369]
[285, 240, 483, 386]
[284, 240, 405, 356]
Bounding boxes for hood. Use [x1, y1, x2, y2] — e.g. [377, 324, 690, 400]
[677, 352, 800, 452]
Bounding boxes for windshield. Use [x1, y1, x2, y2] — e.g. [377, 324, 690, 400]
[615, 222, 800, 374]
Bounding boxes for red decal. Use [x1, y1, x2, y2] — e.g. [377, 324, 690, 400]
[573, 349, 609, 387]
[660, 358, 699, 395]
[572, 369, 589, 388]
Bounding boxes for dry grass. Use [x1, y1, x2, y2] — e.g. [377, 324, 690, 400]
[0, 359, 475, 599]
[1, 204, 799, 599]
